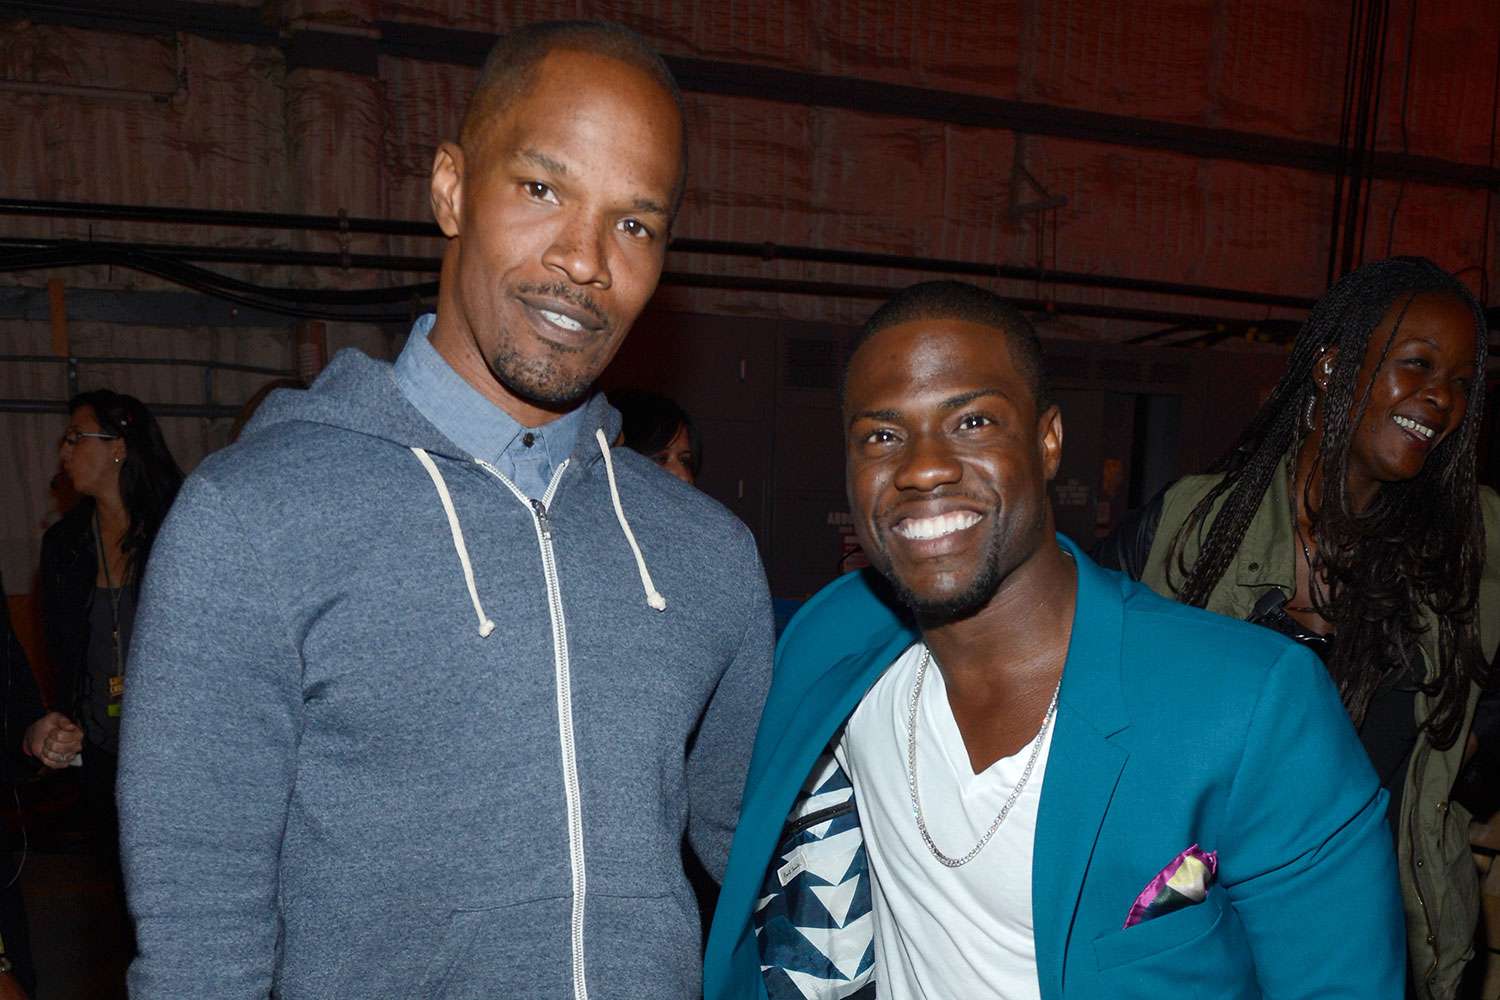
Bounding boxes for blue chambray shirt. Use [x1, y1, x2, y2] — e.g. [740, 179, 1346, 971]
[393, 313, 584, 500]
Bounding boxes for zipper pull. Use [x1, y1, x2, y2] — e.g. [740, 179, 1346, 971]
[531, 498, 552, 539]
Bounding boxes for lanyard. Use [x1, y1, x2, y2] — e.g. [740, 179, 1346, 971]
[92, 509, 126, 682]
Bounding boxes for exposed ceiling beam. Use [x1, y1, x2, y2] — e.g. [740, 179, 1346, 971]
[3, 0, 1497, 190]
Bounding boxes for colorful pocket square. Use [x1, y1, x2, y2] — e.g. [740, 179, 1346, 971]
[1124, 843, 1218, 928]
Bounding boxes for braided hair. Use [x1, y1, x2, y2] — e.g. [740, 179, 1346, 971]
[70, 390, 185, 587]
[1164, 257, 1489, 748]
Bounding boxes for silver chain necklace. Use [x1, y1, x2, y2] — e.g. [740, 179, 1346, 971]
[905, 646, 1060, 868]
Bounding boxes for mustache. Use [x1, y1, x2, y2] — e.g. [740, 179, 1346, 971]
[515, 282, 607, 328]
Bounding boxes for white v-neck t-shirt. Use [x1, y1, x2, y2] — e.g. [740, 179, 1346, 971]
[834, 643, 1052, 999]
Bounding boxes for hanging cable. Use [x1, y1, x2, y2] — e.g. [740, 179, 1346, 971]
[1328, 0, 1393, 282]
[1481, 23, 1500, 305]
[1355, 0, 1392, 267]
[1341, 0, 1386, 274]
[0, 243, 437, 322]
[1385, 0, 1420, 257]
[1328, 0, 1366, 287]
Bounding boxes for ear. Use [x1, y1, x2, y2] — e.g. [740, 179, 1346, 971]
[1313, 347, 1338, 393]
[430, 142, 465, 239]
[110, 437, 126, 465]
[1038, 403, 1064, 483]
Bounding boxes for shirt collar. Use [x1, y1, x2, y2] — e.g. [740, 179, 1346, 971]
[392, 313, 585, 470]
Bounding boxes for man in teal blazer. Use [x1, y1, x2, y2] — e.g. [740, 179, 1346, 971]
[704, 281, 1404, 999]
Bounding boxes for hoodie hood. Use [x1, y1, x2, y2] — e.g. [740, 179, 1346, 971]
[243, 346, 661, 618]
[242, 347, 624, 468]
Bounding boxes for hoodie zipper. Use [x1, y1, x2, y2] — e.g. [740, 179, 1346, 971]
[476, 458, 590, 1000]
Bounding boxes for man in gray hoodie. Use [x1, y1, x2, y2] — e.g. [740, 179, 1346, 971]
[117, 22, 774, 1000]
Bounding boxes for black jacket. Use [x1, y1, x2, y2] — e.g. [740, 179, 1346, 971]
[38, 503, 99, 724]
[1091, 491, 1163, 580]
[0, 571, 46, 783]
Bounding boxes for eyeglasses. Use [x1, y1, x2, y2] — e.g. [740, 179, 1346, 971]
[60, 429, 120, 446]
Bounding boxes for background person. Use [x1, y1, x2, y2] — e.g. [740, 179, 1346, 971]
[38, 390, 182, 855]
[610, 388, 701, 485]
[117, 22, 772, 999]
[1, 565, 82, 1000]
[1098, 256, 1495, 1000]
[706, 280, 1403, 1000]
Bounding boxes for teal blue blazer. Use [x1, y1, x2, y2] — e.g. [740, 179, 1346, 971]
[704, 537, 1404, 999]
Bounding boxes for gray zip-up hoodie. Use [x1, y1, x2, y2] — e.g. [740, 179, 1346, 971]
[117, 349, 774, 1000]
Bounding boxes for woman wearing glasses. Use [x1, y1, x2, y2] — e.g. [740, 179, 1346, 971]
[34, 391, 182, 863]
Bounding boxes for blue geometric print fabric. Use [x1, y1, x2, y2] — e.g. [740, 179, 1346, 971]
[755, 751, 877, 1000]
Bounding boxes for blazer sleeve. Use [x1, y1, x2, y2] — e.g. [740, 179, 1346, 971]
[1216, 643, 1405, 999]
[117, 474, 303, 1000]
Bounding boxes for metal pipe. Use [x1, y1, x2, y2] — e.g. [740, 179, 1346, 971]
[0, 80, 169, 102]
[0, 198, 440, 238]
[0, 354, 295, 377]
[0, 398, 239, 419]
[0, 236, 440, 274]
[15, 237, 1500, 333]
[0, 217, 1318, 309]
[0, 239, 1305, 330]
[658, 272, 1271, 329]
[668, 239, 1317, 308]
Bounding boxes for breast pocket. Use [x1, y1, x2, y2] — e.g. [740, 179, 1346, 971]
[1091, 887, 1258, 998]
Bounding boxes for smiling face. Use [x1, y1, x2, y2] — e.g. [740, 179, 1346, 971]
[1336, 292, 1479, 497]
[845, 318, 1063, 620]
[428, 48, 684, 425]
[58, 404, 124, 499]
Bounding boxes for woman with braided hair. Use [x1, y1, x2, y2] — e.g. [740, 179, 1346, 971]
[1099, 256, 1496, 999]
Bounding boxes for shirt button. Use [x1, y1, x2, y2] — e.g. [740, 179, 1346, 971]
[1248, 562, 1259, 571]
[522, 432, 536, 448]
[1415, 858, 1424, 868]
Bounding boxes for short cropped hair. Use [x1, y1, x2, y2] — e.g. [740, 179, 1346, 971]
[459, 21, 687, 208]
[849, 280, 1050, 409]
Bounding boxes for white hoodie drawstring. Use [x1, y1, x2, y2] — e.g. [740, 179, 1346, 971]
[595, 428, 668, 612]
[411, 436, 666, 626]
[411, 447, 497, 637]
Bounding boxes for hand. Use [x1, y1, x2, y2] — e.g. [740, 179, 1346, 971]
[23, 712, 82, 769]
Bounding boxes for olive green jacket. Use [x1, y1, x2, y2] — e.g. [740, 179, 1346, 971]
[1140, 458, 1500, 1000]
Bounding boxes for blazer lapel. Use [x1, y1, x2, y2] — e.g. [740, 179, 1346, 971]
[718, 572, 918, 955]
[1032, 537, 1132, 999]
[748, 628, 913, 830]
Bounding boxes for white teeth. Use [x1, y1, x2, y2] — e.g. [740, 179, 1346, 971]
[539, 308, 584, 332]
[1393, 415, 1436, 439]
[893, 511, 983, 541]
